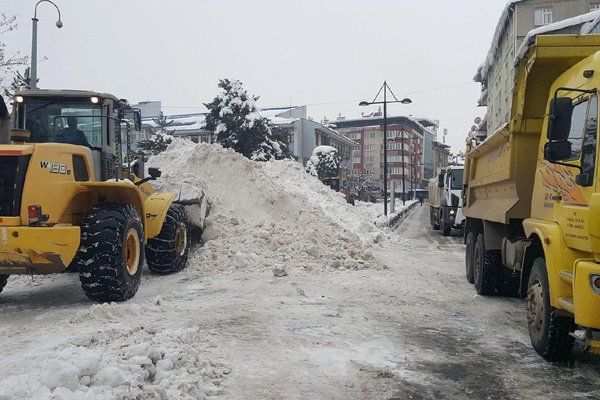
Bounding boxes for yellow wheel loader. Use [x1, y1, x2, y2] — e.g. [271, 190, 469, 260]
[0, 89, 206, 301]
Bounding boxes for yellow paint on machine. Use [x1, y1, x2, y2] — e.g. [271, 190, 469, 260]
[0, 225, 80, 274]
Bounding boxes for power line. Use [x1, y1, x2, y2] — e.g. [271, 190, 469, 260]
[161, 80, 477, 110]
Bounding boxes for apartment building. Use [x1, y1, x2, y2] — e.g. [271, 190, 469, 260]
[475, 0, 600, 137]
[331, 114, 430, 193]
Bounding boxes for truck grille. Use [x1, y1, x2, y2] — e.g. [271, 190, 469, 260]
[0, 156, 30, 216]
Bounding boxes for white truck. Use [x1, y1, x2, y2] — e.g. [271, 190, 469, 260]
[429, 166, 465, 236]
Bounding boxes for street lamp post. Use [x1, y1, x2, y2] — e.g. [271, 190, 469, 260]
[360, 81, 411, 215]
[31, 0, 63, 89]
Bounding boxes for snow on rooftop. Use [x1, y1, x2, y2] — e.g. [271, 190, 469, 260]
[475, 0, 525, 83]
[514, 10, 600, 66]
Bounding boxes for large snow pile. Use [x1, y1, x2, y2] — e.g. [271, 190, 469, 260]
[2, 302, 228, 399]
[149, 139, 403, 275]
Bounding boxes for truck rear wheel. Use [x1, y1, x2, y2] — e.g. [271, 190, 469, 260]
[77, 204, 144, 302]
[526, 257, 575, 360]
[146, 204, 191, 274]
[0, 274, 8, 294]
[497, 266, 520, 297]
[473, 234, 499, 295]
[432, 208, 440, 230]
[465, 231, 476, 283]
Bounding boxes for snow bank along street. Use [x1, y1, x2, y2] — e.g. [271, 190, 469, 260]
[0, 141, 599, 399]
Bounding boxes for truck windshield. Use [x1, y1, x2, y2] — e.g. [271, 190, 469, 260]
[450, 169, 463, 190]
[21, 97, 103, 148]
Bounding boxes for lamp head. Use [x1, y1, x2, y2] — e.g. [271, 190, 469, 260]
[359, 101, 370, 107]
[56, 19, 63, 28]
[400, 98, 412, 104]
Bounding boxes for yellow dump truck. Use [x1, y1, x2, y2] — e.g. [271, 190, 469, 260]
[0, 89, 207, 302]
[463, 35, 600, 360]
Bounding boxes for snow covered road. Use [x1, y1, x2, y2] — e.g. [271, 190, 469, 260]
[1, 205, 600, 399]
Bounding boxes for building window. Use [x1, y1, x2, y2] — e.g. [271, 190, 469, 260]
[365, 132, 376, 139]
[534, 7, 552, 25]
[352, 157, 361, 164]
[364, 144, 375, 151]
[592, 3, 600, 11]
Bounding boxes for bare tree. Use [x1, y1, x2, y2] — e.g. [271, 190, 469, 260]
[0, 14, 30, 98]
[345, 174, 377, 202]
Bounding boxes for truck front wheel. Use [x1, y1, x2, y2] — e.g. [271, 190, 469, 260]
[473, 234, 499, 295]
[77, 204, 144, 302]
[146, 204, 191, 274]
[442, 222, 452, 236]
[526, 257, 575, 360]
[0, 274, 8, 294]
[465, 231, 477, 283]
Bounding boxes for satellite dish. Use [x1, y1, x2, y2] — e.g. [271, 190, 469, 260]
[474, 116, 481, 124]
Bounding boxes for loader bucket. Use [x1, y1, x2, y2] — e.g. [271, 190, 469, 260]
[160, 182, 210, 234]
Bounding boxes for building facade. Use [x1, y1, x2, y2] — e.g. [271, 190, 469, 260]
[475, 0, 600, 138]
[332, 114, 429, 195]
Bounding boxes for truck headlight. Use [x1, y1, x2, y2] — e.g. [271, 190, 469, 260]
[590, 274, 600, 296]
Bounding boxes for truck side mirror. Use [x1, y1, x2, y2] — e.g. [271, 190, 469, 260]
[547, 97, 573, 141]
[437, 171, 445, 188]
[544, 141, 571, 161]
[148, 167, 161, 178]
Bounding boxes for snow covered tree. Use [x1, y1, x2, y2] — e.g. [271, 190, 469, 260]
[305, 146, 341, 181]
[204, 79, 290, 161]
[138, 112, 174, 155]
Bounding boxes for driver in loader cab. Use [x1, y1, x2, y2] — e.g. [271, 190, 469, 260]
[56, 116, 91, 147]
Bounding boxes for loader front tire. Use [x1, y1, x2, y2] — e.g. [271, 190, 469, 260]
[0, 274, 8, 294]
[526, 257, 575, 360]
[77, 204, 144, 302]
[146, 204, 191, 274]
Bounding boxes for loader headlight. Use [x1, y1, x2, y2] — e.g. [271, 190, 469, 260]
[15, 95, 24, 103]
[90, 96, 99, 104]
[449, 209, 456, 215]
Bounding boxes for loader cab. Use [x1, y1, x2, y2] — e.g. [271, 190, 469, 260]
[12, 89, 142, 181]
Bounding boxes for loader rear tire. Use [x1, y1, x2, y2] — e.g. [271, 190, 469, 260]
[527, 258, 575, 360]
[146, 204, 191, 274]
[0, 274, 8, 294]
[465, 231, 476, 284]
[77, 204, 144, 302]
[473, 234, 499, 295]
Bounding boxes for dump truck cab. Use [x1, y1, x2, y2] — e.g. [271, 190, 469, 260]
[0, 89, 197, 301]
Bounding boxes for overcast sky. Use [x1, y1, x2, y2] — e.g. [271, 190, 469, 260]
[2, 0, 510, 153]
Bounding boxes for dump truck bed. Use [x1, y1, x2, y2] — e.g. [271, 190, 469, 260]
[463, 35, 600, 225]
[428, 179, 442, 208]
[462, 125, 539, 224]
